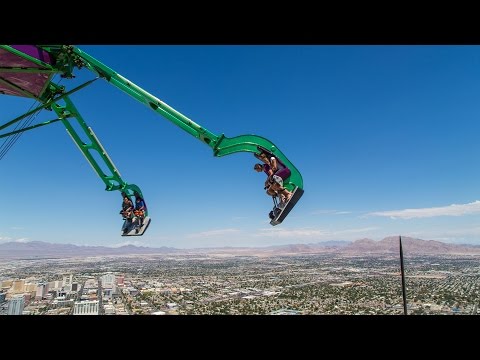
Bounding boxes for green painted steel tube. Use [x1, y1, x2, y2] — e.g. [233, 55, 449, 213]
[66, 46, 304, 191]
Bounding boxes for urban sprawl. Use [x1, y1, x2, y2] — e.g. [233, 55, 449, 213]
[1, 253, 479, 315]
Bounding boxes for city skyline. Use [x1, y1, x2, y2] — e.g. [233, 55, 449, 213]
[1, 251, 478, 315]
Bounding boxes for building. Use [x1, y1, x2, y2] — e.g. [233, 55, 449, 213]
[1, 280, 13, 291]
[116, 275, 125, 286]
[12, 280, 25, 294]
[103, 304, 115, 315]
[63, 274, 73, 287]
[73, 300, 99, 315]
[62, 274, 73, 292]
[52, 298, 74, 308]
[84, 278, 98, 289]
[35, 282, 49, 300]
[103, 287, 113, 301]
[25, 283, 37, 292]
[0, 292, 6, 303]
[48, 280, 63, 291]
[8, 295, 25, 315]
[166, 302, 178, 309]
[101, 273, 115, 288]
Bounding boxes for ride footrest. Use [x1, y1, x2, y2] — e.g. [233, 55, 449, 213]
[269, 187, 304, 226]
[121, 217, 152, 236]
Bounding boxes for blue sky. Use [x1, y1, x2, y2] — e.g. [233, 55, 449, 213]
[2, 45, 480, 248]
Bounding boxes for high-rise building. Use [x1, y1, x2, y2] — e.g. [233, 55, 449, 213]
[7, 295, 25, 315]
[36, 282, 49, 300]
[0, 292, 6, 303]
[63, 274, 73, 287]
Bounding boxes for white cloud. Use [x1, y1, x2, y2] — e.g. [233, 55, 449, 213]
[111, 240, 145, 248]
[0, 236, 12, 243]
[367, 200, 480, 219]
[186, 228, 241, 239]
[0, 236, 30, 243]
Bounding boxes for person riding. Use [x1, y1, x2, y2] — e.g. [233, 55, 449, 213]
[120, 195, 134, 220]
[133, 194, 146, 233]
[254, 151, 293, 204]
[120, 194, 134, 234]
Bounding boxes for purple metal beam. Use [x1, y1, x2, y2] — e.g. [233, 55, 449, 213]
[0, 45, 54, 98]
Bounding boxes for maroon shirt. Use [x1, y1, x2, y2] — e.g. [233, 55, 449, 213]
[263, 160, 291, 180]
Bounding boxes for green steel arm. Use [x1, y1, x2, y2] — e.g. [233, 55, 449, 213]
[0, 44, 144, 203]
[49, 93, 147, 213]
[37, 45, 303, 191]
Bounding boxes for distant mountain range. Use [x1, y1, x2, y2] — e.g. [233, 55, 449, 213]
[341, 236, 480, 255]
[0, 241, 178, 260]
[1, 237, 479, 260]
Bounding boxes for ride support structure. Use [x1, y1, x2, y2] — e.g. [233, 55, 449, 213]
[0, 45, 304, 233]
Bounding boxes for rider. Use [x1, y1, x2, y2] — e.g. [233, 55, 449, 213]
[120, 194, 134, 220]
[120, 193, 134, 234]
[133, 194, 146, 233]
[254, 151, 293, 204]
